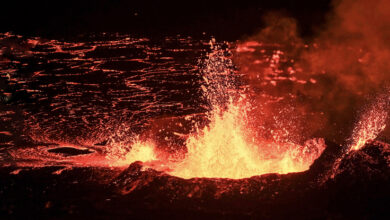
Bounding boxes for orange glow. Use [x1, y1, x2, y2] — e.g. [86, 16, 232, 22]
[2, 35, 358, 180]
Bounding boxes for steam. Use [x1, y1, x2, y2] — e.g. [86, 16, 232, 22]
[236, 0, 390, 144]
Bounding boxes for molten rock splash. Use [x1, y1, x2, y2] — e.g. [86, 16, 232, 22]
[111, 42, 326, 179]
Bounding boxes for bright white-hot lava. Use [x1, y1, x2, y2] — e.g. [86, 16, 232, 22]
[113, 41, 326, 179]
[168, 100, 326, 179]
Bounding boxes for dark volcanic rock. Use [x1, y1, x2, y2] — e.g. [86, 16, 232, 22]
[324, 141, 390, 219]
[48, 147, 94, 156]
[335, 140, 390, 179]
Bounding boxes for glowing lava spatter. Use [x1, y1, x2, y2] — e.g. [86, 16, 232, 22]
[107, 138, 157, 167]
[168, 100, 326, 179]
[349, 95, 389, 151]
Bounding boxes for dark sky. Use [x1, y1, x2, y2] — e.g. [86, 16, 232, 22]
[1, 0, 331, 40]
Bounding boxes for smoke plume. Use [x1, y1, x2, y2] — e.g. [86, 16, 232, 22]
[235, 0, 390, 144]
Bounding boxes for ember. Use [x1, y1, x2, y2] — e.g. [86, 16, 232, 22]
[349, 94, 389, 151]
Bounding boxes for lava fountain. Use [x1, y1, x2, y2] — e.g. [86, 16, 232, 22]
[349, 93, 389, 151]
[118, 40, 326, 179]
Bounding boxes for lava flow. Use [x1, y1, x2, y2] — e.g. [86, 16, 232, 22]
[2, 33, 388, 181]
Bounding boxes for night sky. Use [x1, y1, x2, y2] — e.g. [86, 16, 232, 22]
[2, 0, 331, 40]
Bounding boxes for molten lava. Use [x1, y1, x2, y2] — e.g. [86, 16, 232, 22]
[168, 101, 325, 179]
[108, 138, 157, 167]
[109, 42, 326, 179]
